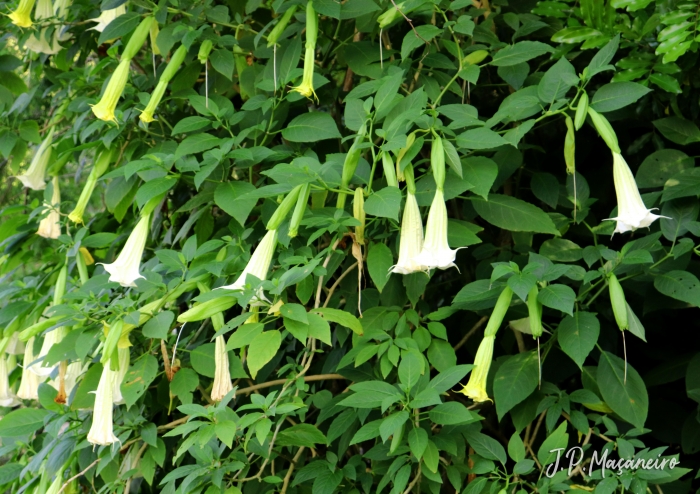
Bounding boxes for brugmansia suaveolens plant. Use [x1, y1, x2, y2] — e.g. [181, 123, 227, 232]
[1, 2, 698, 493]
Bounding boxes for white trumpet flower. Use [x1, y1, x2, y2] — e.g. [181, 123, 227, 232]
[101, 214, 150, 287]
[606, 152, 664, 234]
[111, 346, 130, 405]
[37, 176, 61, 239]
[6, 332, 24, 355]
[18, 337, 45, 400]
[211, 335, 233, 402]
[33, 326, 66, 377]
[64, 361, 85, 398]
[220, 229, 278, 293]
[391, 192, 426, 274]
[87, 364, 119, 446]
[0, 355, 20, 407]
[15, 127, 54, 190]
[88, 4, 126, 33]
[24, 0, 62, 54]
[413, 188, 458, 270]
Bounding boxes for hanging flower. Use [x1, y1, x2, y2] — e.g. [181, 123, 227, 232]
[413, 188, 457, 270]
[606, 152, 664, 234]
[290, 1, 318, 100]
[8, 0, 36, 27]
[220, 229, 278, 292]
[139, 45, 187, 123]
[33, 326, 66, 377]
[87, 364, 119, 446]
[88, 4, 126, 33]
[100, 213, 150, 287]
[15, 127, 54, 190]
[391, 191, 426, 274]
[91, 58, 130, 123]
[459, 335, 495, 403]
[0, 355, 20, 407]
[24, 0, 62, 54]
[69, 147, 112, 224]
[18, 337, 45, 400]
[112, 338, 130, 405]
[64, 361, 85, 398]
[5, 332, 24, 355]
[37, 176, 61, 239]
[211, 335, 233, 402]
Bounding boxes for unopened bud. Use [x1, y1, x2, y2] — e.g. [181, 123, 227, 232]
[527, 285, 543, 338]
[267, 184, 303, 230]
[177, 295, 237, 323]
[564, 115, 575, 176]
[353, 188, 365, 245]
[288, 183, 311, 238]
[574, 92, 588, 131]
[608, 273, 628, 331]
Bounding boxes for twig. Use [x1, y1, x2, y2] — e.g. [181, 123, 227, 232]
[161, 340, 173, 381]
[389, 0, 428, 44]
[512, 326, 526, 353]
[402, 465, 422, 494]
[323, 261, 358, 308]
[57, 458, 100, 494]
[454, 316, 488, 351]
[280, 447, 306, 494]
[238, 374, 346, 395]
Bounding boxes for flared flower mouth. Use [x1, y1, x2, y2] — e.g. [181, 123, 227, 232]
[220, 229, 278, 292]
[91, 58, 130, 124]
[15, 127, 55, 191]
[100, 214, 151, 287]
[413, 189, 459, 270]
[391, 192, 426, 274]
[291, 47, 318, 101]
[458, 335, 495, 403]
[88, 5, 126, 33]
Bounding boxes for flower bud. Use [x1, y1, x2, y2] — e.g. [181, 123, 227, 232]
[463, 49, 489, 65]
[8, 0, 36, 28]
[395, 132, 416, 181]
[608, 273, 628, 331]
[527, 285, 543, 338]
[564, 115, 575, 176]
[381, 151, 398, 188]
[353, 188, 366, 245]
[430, 134, 446, 190]
[587, 107, 620, 153]
[574, 92, 588, 131]
[15, 126, 54, 190]
[177, 295, 238, 323]
[18, 315, 62, 341]
[198, 40, 213, 64]
[37, 176, 61, 239]
[377, 2, 404, 28]
[69, 147, 113, 224]
[267, 185, 303, 230]
[150, 21, 161, 56]
[267, 4, 298, 48]
[289, 183, 311, 238]
[485, 286, 513, 337]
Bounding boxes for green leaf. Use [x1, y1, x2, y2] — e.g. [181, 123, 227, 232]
[456, 128, 509, 150]
[0, 409, 50, 437]
[427, 340, 457, 372]
[374, 70, 404, 119]
[531, 172, 559, 209]
[401, 25, 443, 60]
[175, 133, 222, 158]
[464, 430, 507, 464]
[142, 310, 174, 339]
[227, 323, 264, 350]
[490, 41, 554, 66]
[172, 116, 212, 135]
[170, 368, 199, 397]
[429, 402, 479, 425]
[473, 194, 560, 235]
[281, 113, 341, 142]
[280, 303, 308, 324]
[653, 117, 700, 145]
[587, 34, 619, 78]
[214, 181, 257, 226]
[98, 11, 140, 45]
[597, 351, 649, 429]
[339, 381, 402, 408]
[537, 284, 576, 316]
[367, 242, 393, 293]
[210, 49, 235, 80]
[537, 57, 578, 105]
[590, 82, 651, 112]
[189, 343, 218, 377]
[399, 352, 423, 390]
[364, 187, 402, 222]
[654, 270, 700, 307]
[136, 176, 177, 208]
[350, 419, 382, 444]
[442, 139, 462, 177]
[636, 149, 694, 189]
[408, 427, 429, 460]
[558, 312, 600, 368]
[276, 424, 328, 447]
[551, 26, 602, 43]
[493, 351, 539, 420]
[380, 410, 409, 442]
[312, 307, 364, 335]
[462, 157, 498, 199]
[662, 168, 700, 202]
[508, 433, 526, 462]
[537, 421, 569, 466]
[423, 440, 440, 473]
[429, 364, 473, 393]
[247, 331, 282, 379]
[121, 355, 159, 409]
[649, 72, 681, 94]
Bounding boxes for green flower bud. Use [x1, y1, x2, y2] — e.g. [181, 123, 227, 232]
[381, 151, 398, 188]
[463, 49, 489, 65]
[267, 184, 304, 230]
[431, 134, 446, 190]
[267, 4, 298, 48]
[574, 92, 588, 131]
[177, 296, 237, 323]
[140, 44, 187, 123]
[289, 183, 311, 238]
[527, 285, 543, 338]
[608, 273, 628, 331]
[122, 16, 155, 60]
[485, 286, 513, 337]
[150, 22, 160, 56]
[377, 2, 404, 28]
[564, 115, 575, 176]
[587, 107, 620, 153]
[291, 1, 318, 100]
[198, 40, 213, 64]
[353, 187, 365, 245]
[18, 315, 62, 341]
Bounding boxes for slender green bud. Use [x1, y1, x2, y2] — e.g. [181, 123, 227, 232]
[76, 248, 89, 284]
[381, 151, 398, 188]
[587, 107, 620, 153]
[177, 296, 237, 323]
[267, 5, 298, 48]
[527, 285, 543, 338]
[122, 17, 155, 60]
[161, 45, 188, 81]
[353, 188, 366, 245]
[53, 264, 68, 306]
[101, 320, 124, 365]
[150, 22, 161, 56]
[574, 92, 588, 131]
[198, 40, 213, 64]
[484, 287, 513, 337]
[431, 134, 446, 190]
[464, 50, 489, 65]
[608, 273, 628, 331]
[337, 126, 367, 209]
[290, 1, 318, 100]
[564, 115, 575, 176]
[267, 185, 304, 230]
[140, 45, 187, 123]
[396, 132, 416, 179]
[18, 316, 62, 341]
[404, 163, 416, 195]
[288, 183, 311, 238]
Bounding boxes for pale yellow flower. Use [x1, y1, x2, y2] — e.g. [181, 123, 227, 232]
[459, 335, 495, 402]
[0, 355, 20, 407]
[15, 127, 54, 190]
[413, 188, 458, 270]
[211, 335, 233, 402]
[100, 214, 150, 287]
[37, 176, 61, 239]
[391, 192, 426, 274]
[17, 337, 45, 400]
[87, 364, 119, 446]
[8, 0, 36, 27]
[220, 229, 277, 293]
[91, 58, 130, 123]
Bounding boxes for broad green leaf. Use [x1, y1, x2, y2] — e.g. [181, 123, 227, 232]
[538, 57, 578, 105]
[456, 128, 509, 150]
[121, 355, 159, 408]
[662, 168, 700, 202]
[464, 430, 507, 464]
[429, 364, 473, 393]
[398, 352, 423, 390]
[98, 11, 140, 45]
[311, 307, 363, 335]
[590, 82, 651, 112]
[429, 402, 479, 425]
[636, 149, 694, 189]
[175, 133, 222, 158]
[461, 157, 498, 199]
[142, 310, 174, 339]
[597, 351, 649, 429]
[210, 49, 235, 80]
[401, 25, 443, 60]
[537, 421, 569, 466]
[551, 26, 602, 43]
[531, 172, 559, 209]
[653, 117, 700, 145]
[367, 242, 393, 293]
[281, 113, 341, 142]
[558, 312, 600, 368]
[214, 181, 257, 226]
[379, 411, 409, 442]
[654, 270, 700, 307]
[172, 116, 212, 135]
[364, 187, 402, 222]
[490, 41, 554, 66]
[247, 331, 282, 379]
[408, 427, 429, 460]
[508, 433, 526, 462]
[226, 323, 264, 350]
[473, 194, 560, 235]
[537, 284, 576, 316]
[493, 351, 539, 419]
[276, 424, 328, 447]
[0, 409, 50, 437]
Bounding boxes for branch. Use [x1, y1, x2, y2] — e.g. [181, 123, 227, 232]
[57, 458, 100, 494]
[454, 316, 488, 351]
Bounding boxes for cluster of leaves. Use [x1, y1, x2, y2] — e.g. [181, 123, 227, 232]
[1, 0, 700, 493]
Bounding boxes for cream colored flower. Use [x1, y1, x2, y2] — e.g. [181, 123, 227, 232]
[413, 188, 458, 270]
[32, 326, 66, 377]
[91, 58, 130, 123]
[459, 335, 495, 403]
[211, 335, 233, 402]
[8, 0, 36, 27]
[15, 127, 54, 190]
[18, 337, 45, 400]
[24, 0, 64, 54]
[5, 332, 24, 355]
[391, 192, 426, 274]
[64, 361, 85, 398]
[112, 346, 130, 405]
[88, 4, 126, 33]
[100, 214, 150, 287]
[606, 152, 664, 234]
[37, 176, 61, 239]
[0, 355, 20, 407]
[220, 229, 278, 292]
[87, 364, 119, 446]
